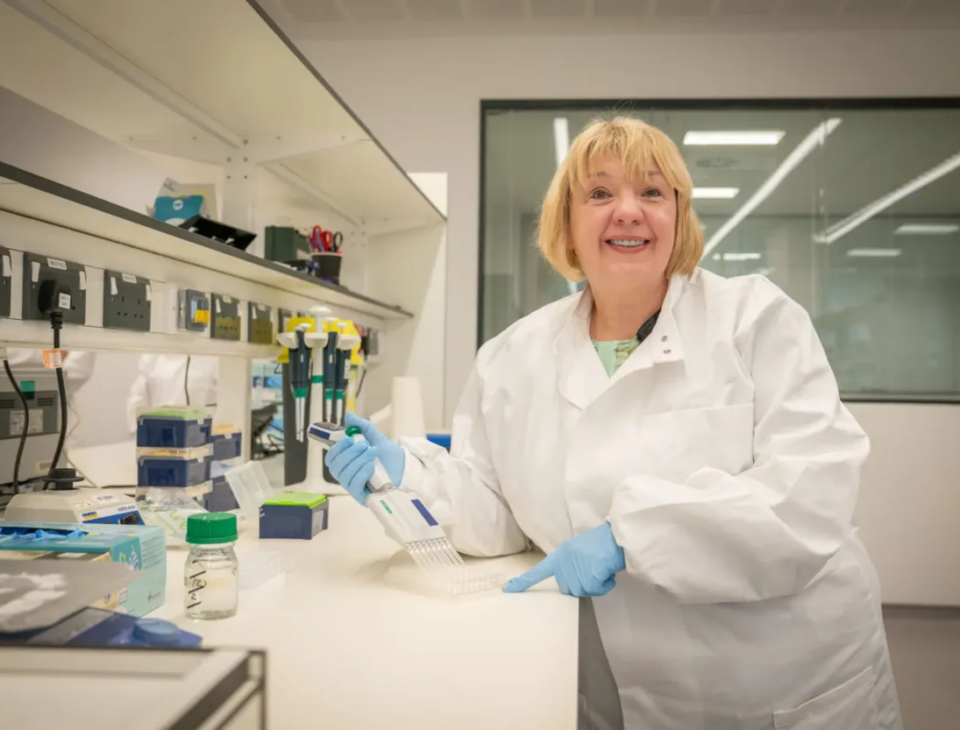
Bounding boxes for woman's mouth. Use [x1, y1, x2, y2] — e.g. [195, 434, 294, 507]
[606, 239, 650, 250]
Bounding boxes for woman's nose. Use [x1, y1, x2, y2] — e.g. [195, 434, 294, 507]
[614, 194, 645, 224]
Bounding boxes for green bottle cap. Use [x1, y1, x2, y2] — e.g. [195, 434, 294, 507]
[345, 426, 361, 437]
[186, 513, 238, 545]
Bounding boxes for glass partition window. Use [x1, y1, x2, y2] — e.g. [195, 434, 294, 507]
[480, 102, 960, 401]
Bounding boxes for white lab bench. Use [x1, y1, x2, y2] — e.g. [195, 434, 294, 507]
[151, 490, 580, 730]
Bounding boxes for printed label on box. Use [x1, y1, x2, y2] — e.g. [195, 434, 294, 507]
[194, 309, 210, 324]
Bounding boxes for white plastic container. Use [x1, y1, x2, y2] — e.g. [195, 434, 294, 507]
[184, 512, 239, 620]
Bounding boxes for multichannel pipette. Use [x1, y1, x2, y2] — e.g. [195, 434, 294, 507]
[308, 422, 501, 594]
[277, 324, 313, 441]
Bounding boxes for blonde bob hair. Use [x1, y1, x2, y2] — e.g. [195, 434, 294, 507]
[538, 116, 703, 282]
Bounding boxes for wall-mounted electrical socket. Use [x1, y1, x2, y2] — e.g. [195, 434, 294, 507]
[178, 289, 211, 333]
[22, 254, 87, 324]
[211, 293, 241, 341]
[278, 308, 295, 334]
[0, 245, 11, 319]
[103, 270, 151, 332]
[248, 302, 274, 344]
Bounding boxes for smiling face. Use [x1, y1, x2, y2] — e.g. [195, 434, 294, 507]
[568, 154, 678, 294]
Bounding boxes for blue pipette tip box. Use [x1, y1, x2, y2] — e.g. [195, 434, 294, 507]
[137, 408, 212, 449]
[259, 492, 329, 540]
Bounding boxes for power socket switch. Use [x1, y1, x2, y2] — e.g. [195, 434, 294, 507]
[178, 289, 210, 333]
[248, 302, 274, 344]
[103, 271, 151, 332]
[22, 254, 86, 325]
[0, 245, 11, 319]
[211, 294, 241, 341]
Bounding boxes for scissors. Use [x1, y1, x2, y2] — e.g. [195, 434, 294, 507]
[309, 226, 344, 253]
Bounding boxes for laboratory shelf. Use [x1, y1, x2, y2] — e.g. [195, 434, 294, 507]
[0, 160, 413, 321]
[0, 0, 446, 235]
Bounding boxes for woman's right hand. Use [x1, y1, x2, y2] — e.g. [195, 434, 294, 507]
[324, 413, 405, 505]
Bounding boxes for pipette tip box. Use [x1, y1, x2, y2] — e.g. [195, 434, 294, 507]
[137, 407, 213, 449]
[137, 453, 212, 488]
[211, 425, 242, 461]
[259, 492, 329, 540]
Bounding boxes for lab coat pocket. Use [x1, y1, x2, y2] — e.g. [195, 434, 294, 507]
[773, 667, 879, 730]
[641, 403, 754, 481]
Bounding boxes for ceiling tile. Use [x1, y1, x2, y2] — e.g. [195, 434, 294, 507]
[652, 0, 715, 17]
[344, 0, 406, 21]
[777, 0, 843, 14]
[843, 0, 905, 13]
[278, 0, 345, 23]
[406, 0, 466, 20]
[593, 0, 652, 18]
[469, 0, 525, 19]
[717, 0, 773, 15]
[910, 0, 960, 13]
[531, 0, 586, 18]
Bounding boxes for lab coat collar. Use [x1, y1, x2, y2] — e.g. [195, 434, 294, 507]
[554, 275, 688, 410]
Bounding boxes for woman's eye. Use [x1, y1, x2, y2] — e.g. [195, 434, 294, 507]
[642, 188, 663, 198]
[590, 189, 612, 200]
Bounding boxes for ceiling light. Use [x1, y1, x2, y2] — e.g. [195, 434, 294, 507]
[684, 130, 785, 146]
[815, 151, 960, 244]
[702, 118, 842, 258]
[894, 223, 960, 235]
[846, 248, 902, 258]
[693, 187, 740, 199]
[553, 117, 569, 169]
[722, 252, 762, 261]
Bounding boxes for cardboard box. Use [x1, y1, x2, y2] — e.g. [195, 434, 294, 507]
[0, 522, 167, 616]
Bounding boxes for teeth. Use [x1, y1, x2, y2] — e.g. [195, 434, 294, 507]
[608, 239, 649, 248]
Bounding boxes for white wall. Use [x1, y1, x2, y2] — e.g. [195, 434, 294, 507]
[296, 27, 960, 605]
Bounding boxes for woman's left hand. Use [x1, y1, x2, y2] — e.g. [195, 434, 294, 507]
[504, 522, 626, 597]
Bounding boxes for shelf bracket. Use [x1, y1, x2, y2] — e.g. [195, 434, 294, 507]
[264, 163, 361, 228]
[222, 156, 257, 233]
[241, 133, 368, 165]
[124, 136, 235, 166]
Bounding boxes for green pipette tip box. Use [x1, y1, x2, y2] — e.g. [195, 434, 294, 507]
[259, 492, 329, 540]
[263, 492, 328, 508]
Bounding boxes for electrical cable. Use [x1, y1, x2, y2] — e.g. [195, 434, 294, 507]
[355, 366, 368, 399]
[2, 356, 29, 492]
[184, 355, 192, 405]
[48, 313, 68, 483]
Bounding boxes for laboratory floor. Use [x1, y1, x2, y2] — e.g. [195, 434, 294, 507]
[883, 606, 960, 729]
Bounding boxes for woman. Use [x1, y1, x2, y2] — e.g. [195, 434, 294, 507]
[327, 117, 902, 730]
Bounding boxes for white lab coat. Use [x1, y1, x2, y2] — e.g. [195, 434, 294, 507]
[400, 269, 901, 730]
[126, 354, 218, 432]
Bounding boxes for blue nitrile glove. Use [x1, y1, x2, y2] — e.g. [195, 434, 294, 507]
[324, 413, 405, 506]
[503, 522, 626, 597]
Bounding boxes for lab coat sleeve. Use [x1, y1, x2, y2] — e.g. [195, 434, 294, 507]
[398, 360, 528, 558]
[609, 294, 869, 604]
